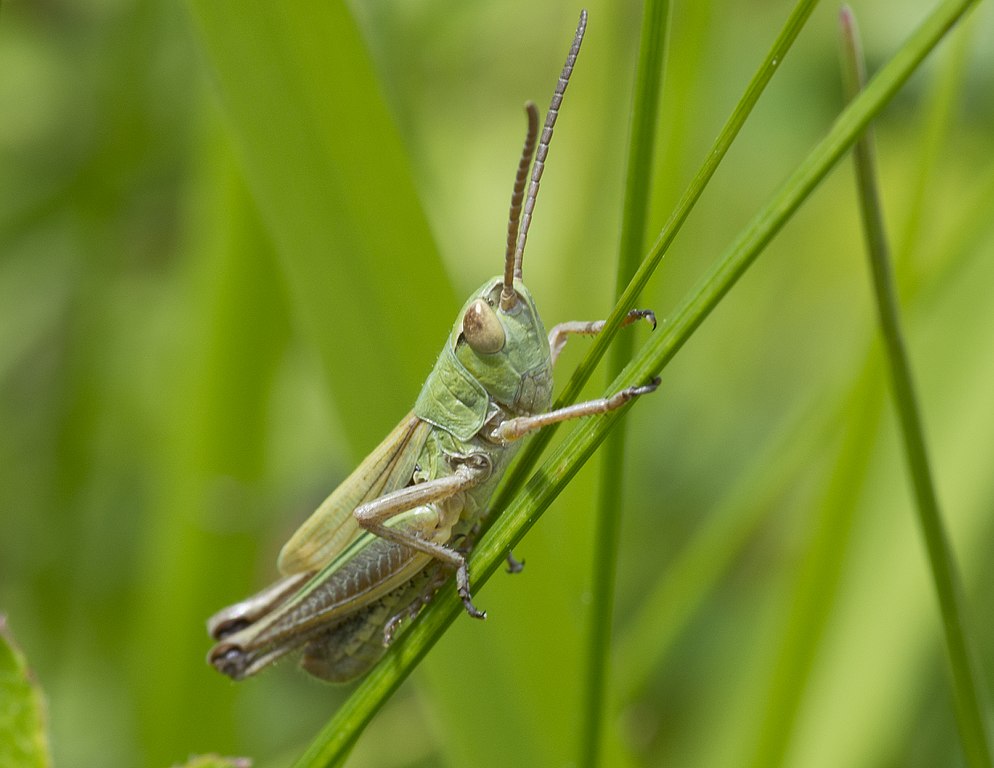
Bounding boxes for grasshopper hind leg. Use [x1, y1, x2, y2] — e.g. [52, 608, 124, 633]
[383, 562, 451, 644]
[207, 572, 311, 641]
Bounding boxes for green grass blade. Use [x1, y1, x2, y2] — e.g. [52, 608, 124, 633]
[185, 0, 455, 446]
[132, 130, 295, 766]
[582, 1, 670, 765]
[176, 756, 250, 768]
[744, 362, 885, 768]
[290, 1, 979, 764]
[895, 10, 979, 269]
[609, 384, 843, 705]
[608, 133, 994, 761]
[0, 617, 51, 768]
[618, 0, 980, 394]
[840, 8, 993, 766]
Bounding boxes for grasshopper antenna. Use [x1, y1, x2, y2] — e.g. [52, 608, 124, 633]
[501, 102, 540, 311]
[512, 9, 587, 283]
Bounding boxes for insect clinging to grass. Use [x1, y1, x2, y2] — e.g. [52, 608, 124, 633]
[206, 9, 659, 683]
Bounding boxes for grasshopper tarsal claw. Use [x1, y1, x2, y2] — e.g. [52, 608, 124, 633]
[634, 376, 662, 396]
[505, 552, 525, 574]
[383, 602, 419, 645]
[456, 563, 487, 619]
[547, 307, 657, 366]
[627, 308, 657, 330]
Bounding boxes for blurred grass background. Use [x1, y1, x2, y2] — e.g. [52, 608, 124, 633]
[1, 0, 993, 766]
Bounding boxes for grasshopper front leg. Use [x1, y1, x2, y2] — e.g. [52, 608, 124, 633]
[354, 455, 491, 618]
[548, 308, 656, 365]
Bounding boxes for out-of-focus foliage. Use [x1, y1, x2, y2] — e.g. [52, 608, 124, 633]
[0, 617, 50, 768]
[1, 1, 992, 767]
[174, 755, 251, 768]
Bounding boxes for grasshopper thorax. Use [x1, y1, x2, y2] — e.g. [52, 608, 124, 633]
[455, 276, 552, 412]
[413, 277, 553, 441]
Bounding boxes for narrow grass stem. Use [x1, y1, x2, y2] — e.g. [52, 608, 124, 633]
[745, 363, 885, 768]
[581, 1, 669, 766]
[611, 112, 994, 730]
[840, 8, 993, 766]
[895, 11, 978, 269]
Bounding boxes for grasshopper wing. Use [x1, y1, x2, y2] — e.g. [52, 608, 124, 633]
[277, 412, 432, 576]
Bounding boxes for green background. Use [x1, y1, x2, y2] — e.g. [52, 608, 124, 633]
[1, 0, 993, 766]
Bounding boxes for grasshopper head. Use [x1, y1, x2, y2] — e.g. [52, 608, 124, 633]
[452, 276, 552, 413]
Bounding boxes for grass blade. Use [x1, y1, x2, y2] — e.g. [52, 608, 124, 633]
[582, 1, 670, 765]
[743, 363, 885, 768]
[0, 616, 51, 768]
[840, 7, 993, 765]
[185, 0, 454, 445]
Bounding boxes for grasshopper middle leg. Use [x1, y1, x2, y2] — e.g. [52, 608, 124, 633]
[353, 456, 491, 618]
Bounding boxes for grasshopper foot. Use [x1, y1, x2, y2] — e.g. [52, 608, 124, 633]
[383, 614, 403, 645]
[505, 551, 525, 574]
[456, 563, 486, 619]
[608, 376, 661, 408]
[383, 604, 420, 645]
[632, 376, 661, 397]
[627, 308, 657, 330]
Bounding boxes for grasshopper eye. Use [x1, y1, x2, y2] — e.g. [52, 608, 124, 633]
[462, 298, 505, 354]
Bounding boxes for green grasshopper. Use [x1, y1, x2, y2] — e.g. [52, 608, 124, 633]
[207, 9, 658, 683]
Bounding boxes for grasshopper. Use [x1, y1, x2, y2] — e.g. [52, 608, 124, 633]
[207, 9, 658, 683]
